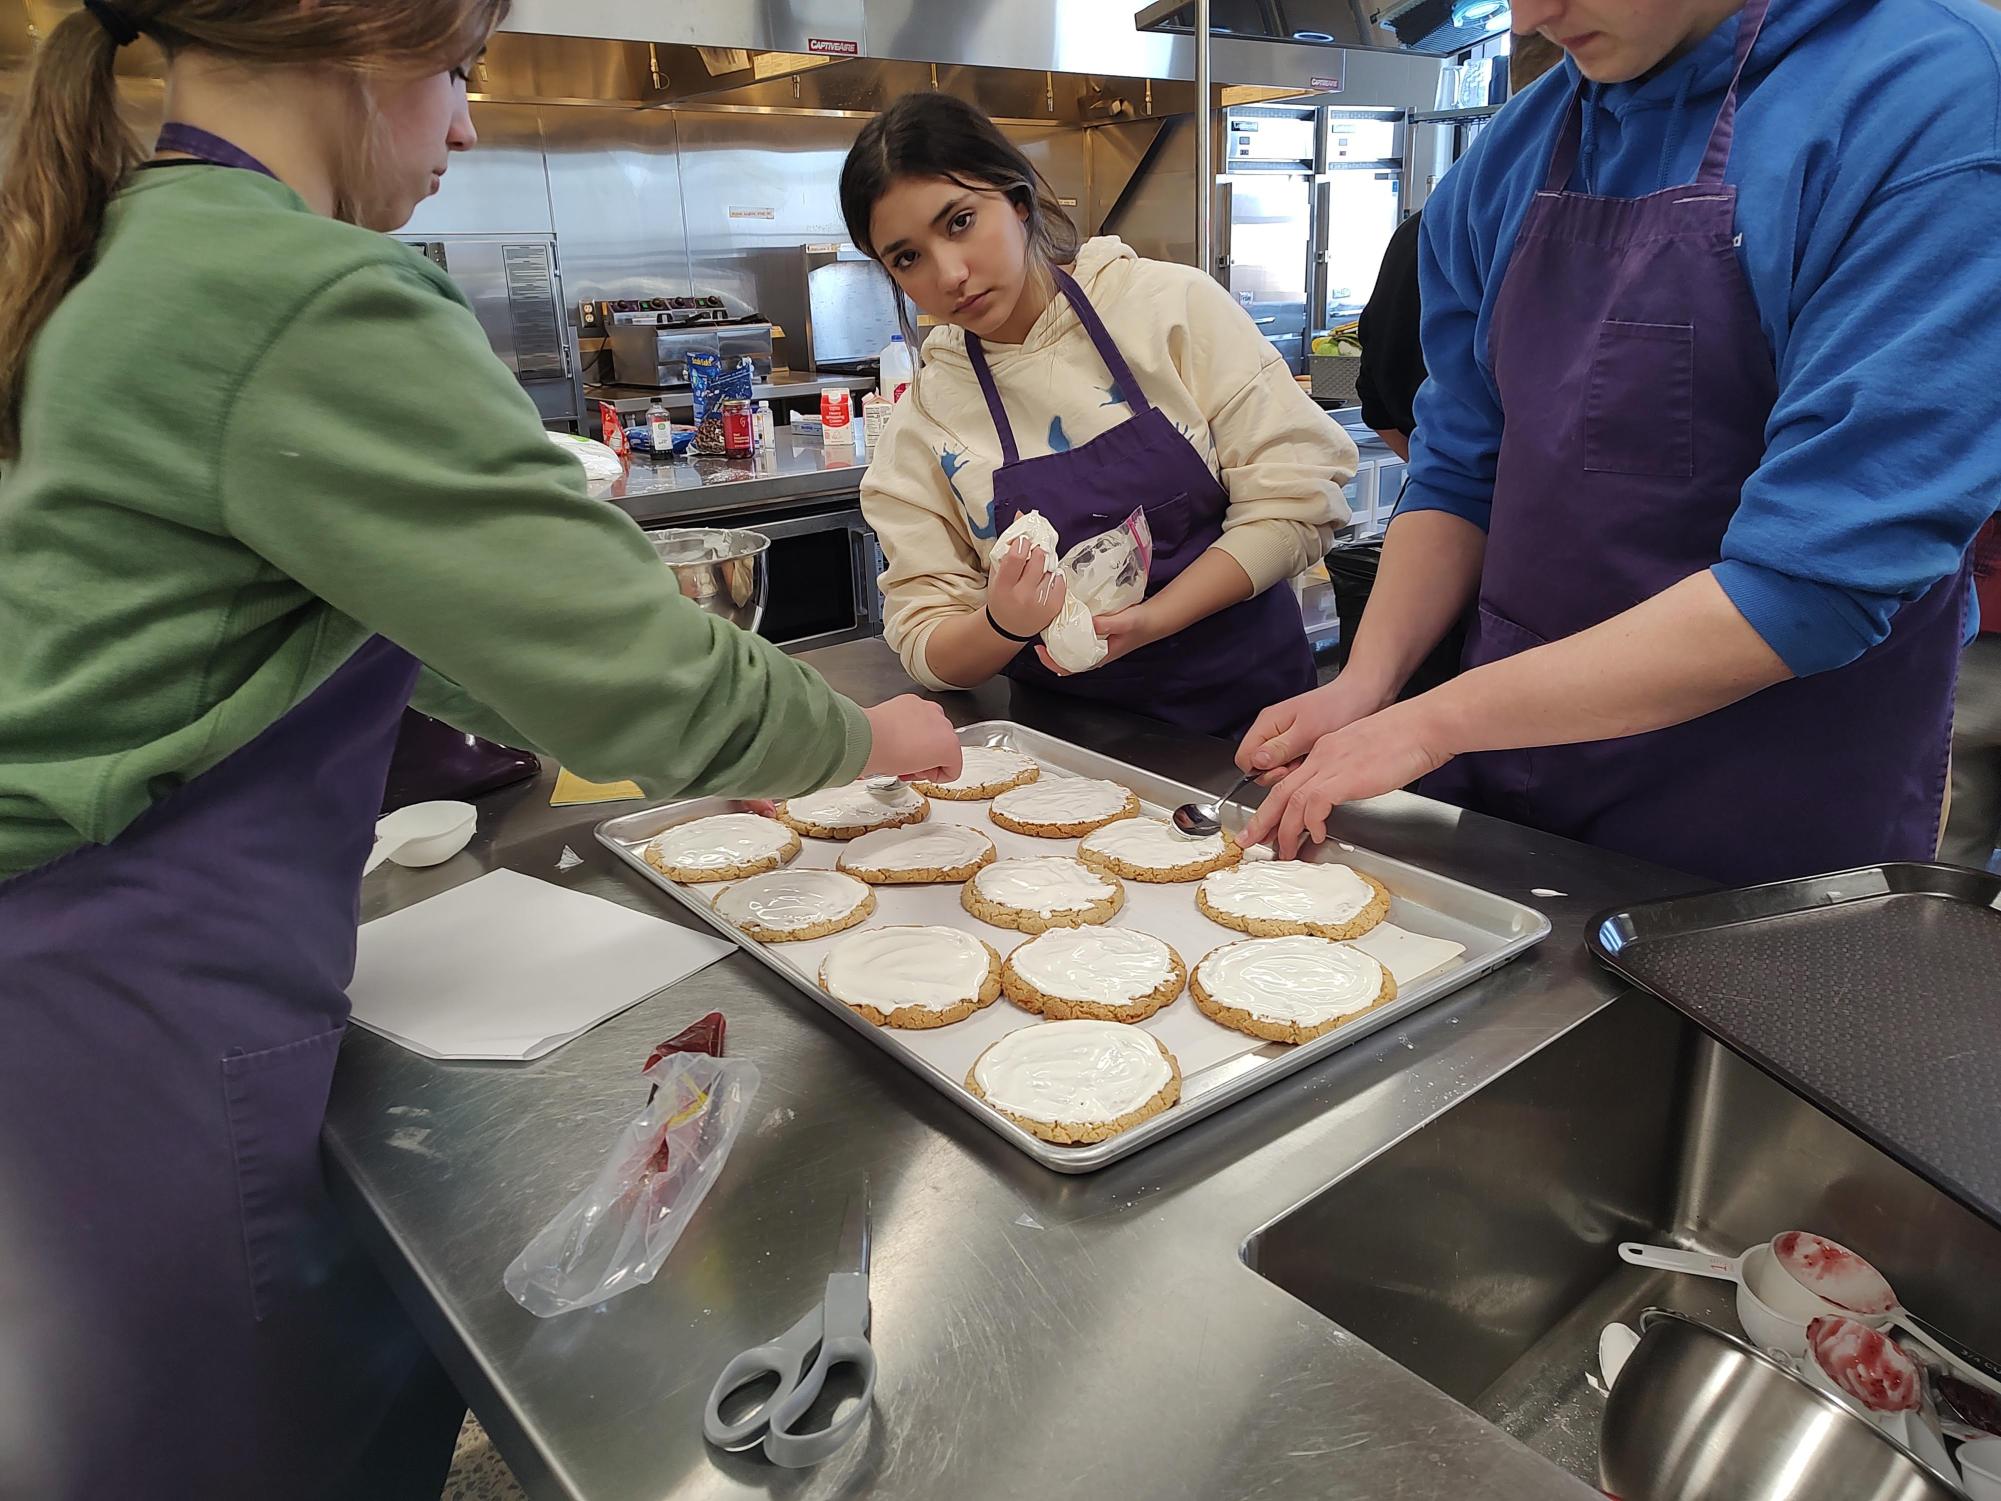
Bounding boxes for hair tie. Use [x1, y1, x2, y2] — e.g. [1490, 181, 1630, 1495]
[84, 0, 142, 47]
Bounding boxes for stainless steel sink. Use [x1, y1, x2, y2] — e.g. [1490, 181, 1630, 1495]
[1245, 994, 2001, 1484]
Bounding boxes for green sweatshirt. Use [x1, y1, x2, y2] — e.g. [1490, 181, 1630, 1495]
[0, 165, 870, 877]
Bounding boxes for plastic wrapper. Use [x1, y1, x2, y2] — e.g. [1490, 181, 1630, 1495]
[992, 507, 1154, 672]
[545, 430, 627, 485]
[688, 351, 754, 456]
[502, 1043, 759, 1317]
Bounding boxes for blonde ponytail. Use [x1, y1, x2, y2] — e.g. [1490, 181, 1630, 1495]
[0, 8, 140, 458]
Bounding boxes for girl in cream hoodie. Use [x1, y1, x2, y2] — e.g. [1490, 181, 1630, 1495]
[842, 92, 1357, 739]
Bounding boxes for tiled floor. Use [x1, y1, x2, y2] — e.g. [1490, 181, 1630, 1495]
[442, 1414, 527, 1501]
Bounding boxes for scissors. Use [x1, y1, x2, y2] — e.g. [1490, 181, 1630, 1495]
[702, 1183, 876, 1468]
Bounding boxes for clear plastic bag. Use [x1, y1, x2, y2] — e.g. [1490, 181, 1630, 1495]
[994, 507, 1155, 673]
[503, 1050, 760, 1317]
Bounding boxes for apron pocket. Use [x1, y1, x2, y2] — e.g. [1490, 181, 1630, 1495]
[1582, 320, 1694, 479]
[223, 1026, 345, 1322]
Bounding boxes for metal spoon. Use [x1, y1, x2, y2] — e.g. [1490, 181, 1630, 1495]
[1172, 771, 1255, 838]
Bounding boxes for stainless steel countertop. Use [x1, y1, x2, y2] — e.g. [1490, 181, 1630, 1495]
[588, 427, 869, 527]
[325, 642, 1701, 1501]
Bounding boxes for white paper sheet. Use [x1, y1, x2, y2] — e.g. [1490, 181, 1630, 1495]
[348, 869, 735, 1060]
[695, 791, 1467, 1091]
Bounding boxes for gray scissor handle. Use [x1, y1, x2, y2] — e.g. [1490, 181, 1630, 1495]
[762, 1271, 875, 1469]
[701, 1303, 820, 1451]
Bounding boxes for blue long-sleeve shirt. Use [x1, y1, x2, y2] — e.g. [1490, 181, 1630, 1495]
[1403, 0, 2001, 674]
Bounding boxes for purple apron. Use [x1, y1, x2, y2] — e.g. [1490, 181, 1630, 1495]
[965, 267, 1317, 741]
[0, 128, 462, 1501]
[1419, 0, 1963, 886]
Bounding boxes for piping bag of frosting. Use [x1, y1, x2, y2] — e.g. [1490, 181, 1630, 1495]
[993, 507, 1153, 673]
[503, 1017, 758, 1317]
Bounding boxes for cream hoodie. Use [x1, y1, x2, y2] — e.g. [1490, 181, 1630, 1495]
[861, 236, 1357, 691]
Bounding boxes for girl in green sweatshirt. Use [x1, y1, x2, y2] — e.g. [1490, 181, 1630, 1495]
[0, 4, 957, 1497]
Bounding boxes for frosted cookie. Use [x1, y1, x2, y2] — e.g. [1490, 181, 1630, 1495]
[1078, 816, 1242, 883]
[712, 869, 874, 942]
[1002, 927, 1186, 1023]
[837, 822, 996, 884]
[988, 777, 1140, 838]
[912, 746, 1040, 800]
[1191, 935, 1398, 1045]
[643, 812, 800, 883]
[965, 1020, 1182, 1145]
[817, 925, 1003, 1029]
[962, 857, 1124, 934]
[776, 781, 929, 840]
[1196, 861, 1391, 939]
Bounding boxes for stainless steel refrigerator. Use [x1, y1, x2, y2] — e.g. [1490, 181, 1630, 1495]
[1216, 106, 1405, 373]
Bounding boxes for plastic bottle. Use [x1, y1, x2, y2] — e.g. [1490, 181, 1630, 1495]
[646, 395, 673, 458]
[878, 333, 914, 403]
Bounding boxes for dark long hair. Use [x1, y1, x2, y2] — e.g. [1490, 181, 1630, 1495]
[840, 92, 1080, 359]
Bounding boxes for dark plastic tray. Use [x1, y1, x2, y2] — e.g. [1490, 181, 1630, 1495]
[1590, 863, 2001, 1231]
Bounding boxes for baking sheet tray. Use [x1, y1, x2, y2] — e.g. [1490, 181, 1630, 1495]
[1590, 863, 2001, 1230]
[599, 721, 1551, 1172]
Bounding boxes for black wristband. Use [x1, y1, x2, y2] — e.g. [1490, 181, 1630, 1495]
[984, 605, 1039, 644]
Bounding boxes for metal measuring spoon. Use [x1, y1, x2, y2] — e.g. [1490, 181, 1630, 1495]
[1172, 771, 1256, 838]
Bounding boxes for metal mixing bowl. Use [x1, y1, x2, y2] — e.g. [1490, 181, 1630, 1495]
[1600, 1310, 1967, 1501]
[647, 528, 770, 634]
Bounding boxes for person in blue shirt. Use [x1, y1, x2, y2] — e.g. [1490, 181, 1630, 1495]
[1241, 0, 2001, 885]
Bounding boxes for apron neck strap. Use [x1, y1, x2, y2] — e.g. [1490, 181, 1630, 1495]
[153, 123, 279, 180]
[963, 332, 1020, 466]
[1697, 0, 1771, 185]
[1540, 0, 1771, 195]
[963, 262, 1153, 465]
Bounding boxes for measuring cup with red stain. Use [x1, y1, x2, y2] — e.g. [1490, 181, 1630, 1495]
[1771, 1231, 2001, 1400]
[1804, 1315, 1965, 1481]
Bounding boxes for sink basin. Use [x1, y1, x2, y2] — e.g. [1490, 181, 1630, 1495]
[1245, 995, 2001, 1484]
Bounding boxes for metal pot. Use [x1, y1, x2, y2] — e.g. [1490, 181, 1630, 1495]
[647, 527, 770, 634]
[1600, 1310, 1967, 1501]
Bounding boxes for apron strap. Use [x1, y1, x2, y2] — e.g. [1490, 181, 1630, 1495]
[1542, 91, 1586, 194]
[153, 122, 279, 180]
[1697, 0, 1772, 186]
[963, 262, 1157, 467]
[962, 333, 1021, 467]
[1048, 266, 1154, 416]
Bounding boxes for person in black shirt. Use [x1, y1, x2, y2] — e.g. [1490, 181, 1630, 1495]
[1356, 209, 1425, 460]
[1327, 208, 1464, 695]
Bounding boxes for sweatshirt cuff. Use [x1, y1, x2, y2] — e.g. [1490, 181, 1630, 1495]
[1214, 524, 1311, 594]
[1709, 560, 1891, 677]
[834, 694, 873, 783]
[1393, 479, 1491, 531]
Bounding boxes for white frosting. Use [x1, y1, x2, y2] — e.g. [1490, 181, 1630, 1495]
[1201, 862, 1376, 924]
[972, 858, 1116, 915]
[1196, 935, 1386, 1025]
[1009, 928, 1176, 1006]
[647, 813, 793, 872]
[840, 822, 994, 872]
[821, 926, 992, 1011]
[991, 777, 1131, 826]
[783, 781, 924, 827]
[972, 1020, 1173, 1125]
[924, 746, 1037, 793]
[1080, 816, 1227, 870]
[714, 869, 870, 932]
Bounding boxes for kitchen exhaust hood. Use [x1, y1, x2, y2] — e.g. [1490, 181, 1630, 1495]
[1134, 0, 1511, 57]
